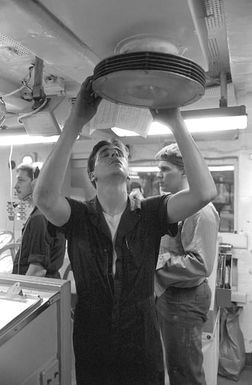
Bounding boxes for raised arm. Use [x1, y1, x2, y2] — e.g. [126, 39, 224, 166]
[151, 108, 217, 223]
[33, 77, 101, 226]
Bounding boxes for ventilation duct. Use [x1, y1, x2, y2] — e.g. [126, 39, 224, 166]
[20, 96, 72, 136]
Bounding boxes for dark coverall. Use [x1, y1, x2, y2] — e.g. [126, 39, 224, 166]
[62, 195, 177, 385]
[12, 207, 66, 278]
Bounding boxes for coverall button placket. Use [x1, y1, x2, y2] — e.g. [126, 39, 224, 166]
[105, 242, 114, 296]
[112, 275, 121, 322]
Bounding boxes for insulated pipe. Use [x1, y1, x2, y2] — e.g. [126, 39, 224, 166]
[187, 0, 209, 71]
[219, 70, 228, 107]
[32, 56, 47, 110]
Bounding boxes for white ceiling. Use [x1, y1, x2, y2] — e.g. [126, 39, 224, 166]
[0, 0, 251, 141]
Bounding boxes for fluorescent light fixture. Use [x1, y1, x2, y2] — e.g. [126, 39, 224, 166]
[182, 106, 247, 133]
[113, 122, 169, 137]
[208, 165, 234, 172]
[130, 165, 234, 173]
[130, 166, 159, 173]
[112, 105, 247, 136]
[0, 135, 59, 146]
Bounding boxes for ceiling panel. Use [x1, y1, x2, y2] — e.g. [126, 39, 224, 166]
[42, 0, 208, 68]
[224, 0, 252, 101]
[0, 0, 251, 139]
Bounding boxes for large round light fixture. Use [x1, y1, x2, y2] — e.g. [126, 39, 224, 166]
[92, 36, 206, 109]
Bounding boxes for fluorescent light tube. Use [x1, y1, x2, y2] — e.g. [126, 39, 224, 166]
[0, 135, 59, 146]
[208, 165, 234, 172]
[112, 106, 247, 137]
[129, 165, 234, 173]
[130, 166, 159, 172]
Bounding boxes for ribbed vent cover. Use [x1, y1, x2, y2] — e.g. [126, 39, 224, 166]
[0, 33, 32, 58]
[203, 0, 230, 78]
[204, 0, 225, 29]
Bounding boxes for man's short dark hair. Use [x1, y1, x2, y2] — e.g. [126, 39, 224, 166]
[16, 163, 40, 180]
[87, 139, 129, 187]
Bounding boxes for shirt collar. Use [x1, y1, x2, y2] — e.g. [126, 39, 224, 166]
[87, 195, 142, 214]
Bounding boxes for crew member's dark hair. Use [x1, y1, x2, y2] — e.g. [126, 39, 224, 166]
[87, 139, 129, 187]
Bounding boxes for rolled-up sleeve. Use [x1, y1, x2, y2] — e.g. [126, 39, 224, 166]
[27, 215, 50, 269]
[144, 193, 178, 237]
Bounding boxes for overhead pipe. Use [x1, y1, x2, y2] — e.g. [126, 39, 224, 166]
[32, 56, 46, 107]
[187, 0, 210, 71]
[219, 70, 228, 107]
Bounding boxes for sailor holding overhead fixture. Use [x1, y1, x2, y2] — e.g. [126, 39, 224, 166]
[33, 63, 216, 385]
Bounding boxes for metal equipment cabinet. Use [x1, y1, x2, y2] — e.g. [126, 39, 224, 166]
[0, 273, 71, 385]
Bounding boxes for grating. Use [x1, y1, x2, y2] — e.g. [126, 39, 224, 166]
[208, 38, 219, 60]
[202, 0, 231, 80]
[204, 0, 225, 30]
[0, 32, 32, 57]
